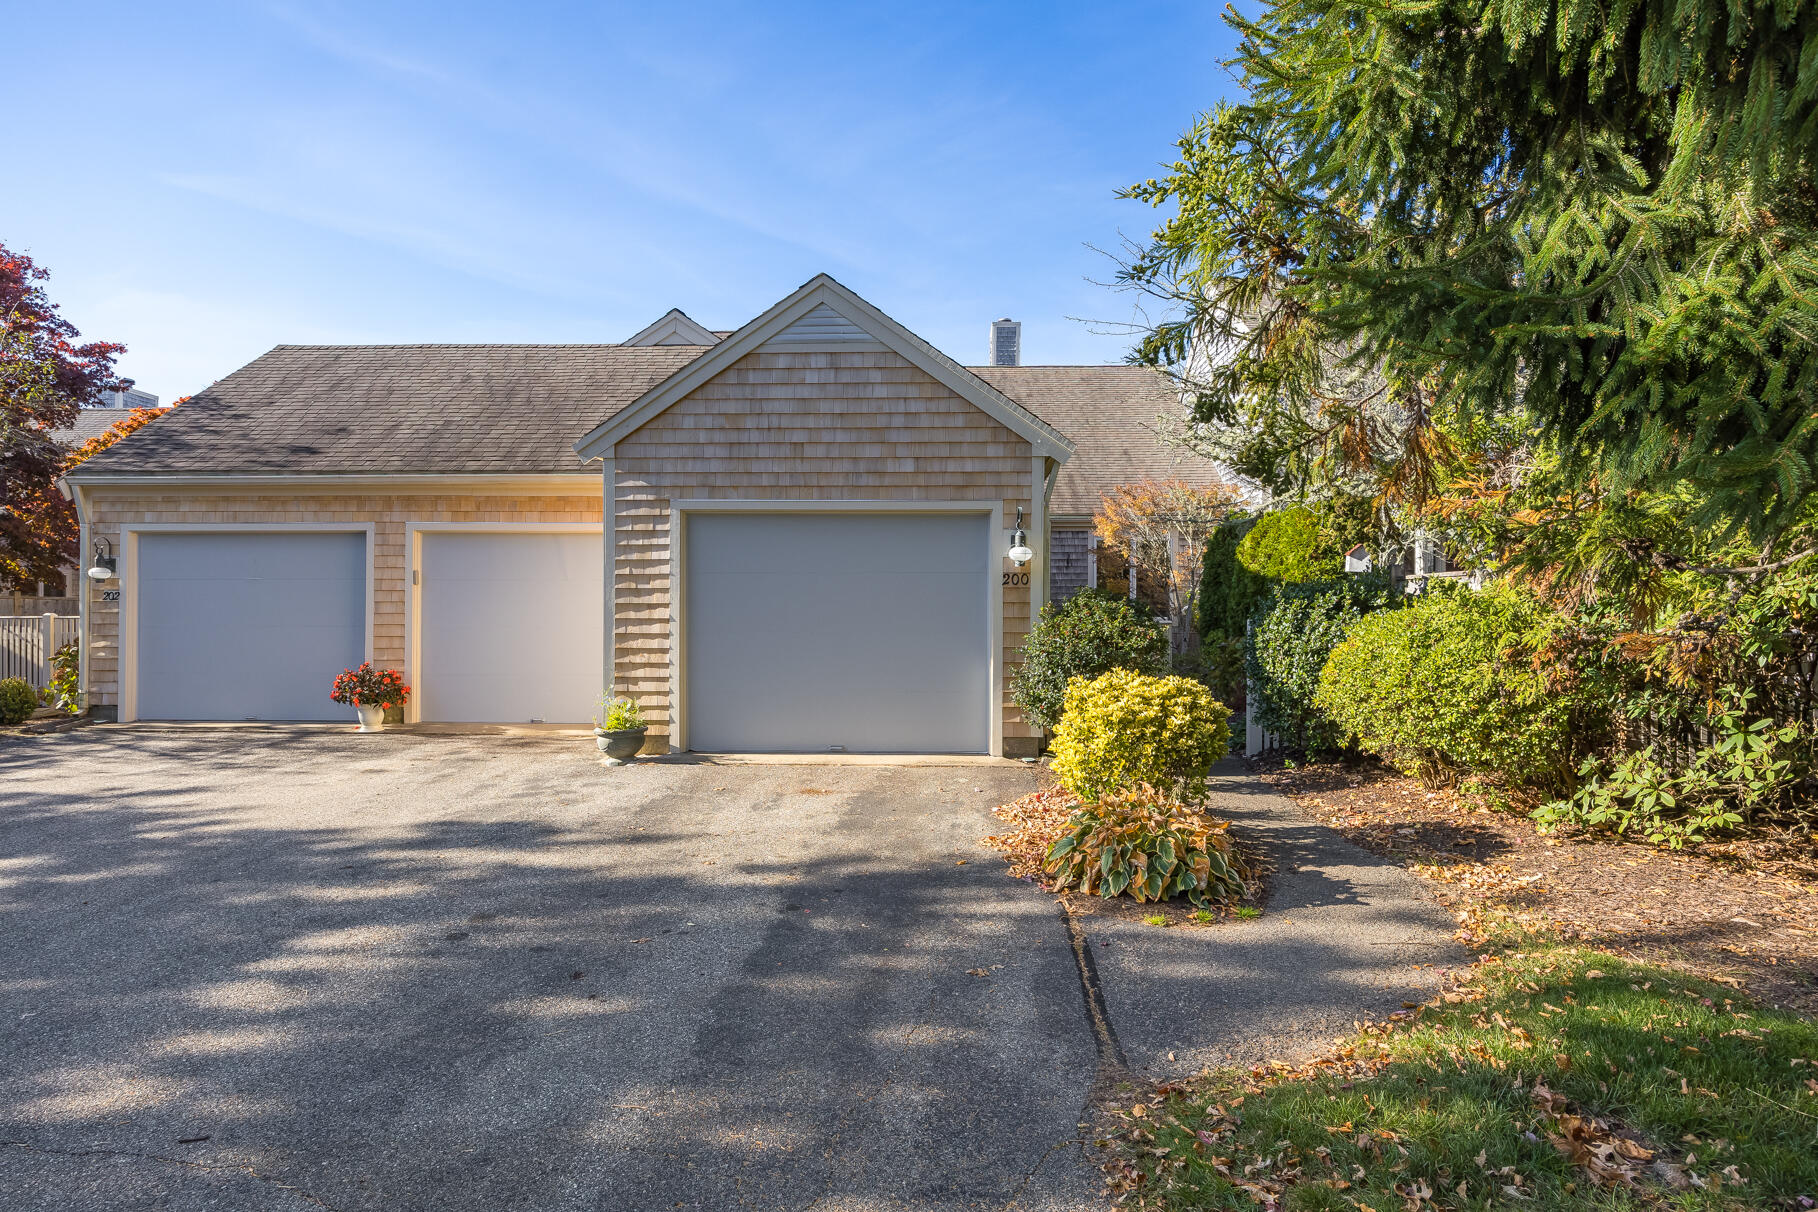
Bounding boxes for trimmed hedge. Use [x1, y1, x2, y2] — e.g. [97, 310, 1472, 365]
[0, 678, 37, 725]
[1235, 506, 1344, 582]
[1197, 515, 1271, 642]
[1315, 583, 1605, 791]
[1050, 669, 1232, 801]
[1011, 589, 1168, 731]
[1245, 577, 1390, 752]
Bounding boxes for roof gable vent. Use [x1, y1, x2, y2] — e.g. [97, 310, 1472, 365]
[760, 301, 884, 351]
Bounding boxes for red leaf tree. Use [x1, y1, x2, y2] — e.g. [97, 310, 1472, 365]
[1, 242, 132, 589]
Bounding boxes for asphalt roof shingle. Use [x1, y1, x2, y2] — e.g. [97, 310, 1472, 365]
[974, 365, 1227, 517]
[70, 345, 1227, 513]
[49, 409, 150, 450]
[74, 344, 705, 476]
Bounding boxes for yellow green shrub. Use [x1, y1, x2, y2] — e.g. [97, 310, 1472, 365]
[1049, 669, 1231, 801]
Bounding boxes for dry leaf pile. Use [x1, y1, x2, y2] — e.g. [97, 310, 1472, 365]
[982, 785, 1081, 885]
[1264, 761, 1818, 1013]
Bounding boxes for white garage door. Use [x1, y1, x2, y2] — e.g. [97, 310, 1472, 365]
[135, 531, 367, 721]
[685, 513, 991, 754]
[417, 531, 603, 723]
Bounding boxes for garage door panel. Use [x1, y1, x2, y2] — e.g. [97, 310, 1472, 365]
[685, 513, 990, 754]
[418, 532, 602, 724]
[136, 532, 367, 721]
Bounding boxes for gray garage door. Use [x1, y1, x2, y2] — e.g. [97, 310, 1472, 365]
[418, 531, 603, 723]
[684, 512, 991, 754]
[135, 531, 366, 721]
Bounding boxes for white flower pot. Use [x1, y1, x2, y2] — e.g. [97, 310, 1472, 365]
[355, 704, 385, 732]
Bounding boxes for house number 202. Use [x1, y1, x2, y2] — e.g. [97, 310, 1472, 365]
[102, 590, 120, 602]
[1002, 571, 1030, 586]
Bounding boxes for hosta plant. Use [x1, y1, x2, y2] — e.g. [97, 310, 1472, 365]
[1043, 783, 1246, 907]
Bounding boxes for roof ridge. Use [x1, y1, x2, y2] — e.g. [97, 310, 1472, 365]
[264, 342, 716, 351]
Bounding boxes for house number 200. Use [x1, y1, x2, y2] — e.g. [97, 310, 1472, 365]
[1002, 571, 1030, 586]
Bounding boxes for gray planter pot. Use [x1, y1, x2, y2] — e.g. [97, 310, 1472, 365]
[595, 726, 646, 764]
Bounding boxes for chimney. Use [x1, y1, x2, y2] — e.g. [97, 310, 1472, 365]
[990, 318, 1021, 367]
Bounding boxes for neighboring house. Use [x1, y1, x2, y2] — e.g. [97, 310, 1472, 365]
[63, 275, 1225, 754]
[3, 406, 169, 614]
[92, 387, 162, 411]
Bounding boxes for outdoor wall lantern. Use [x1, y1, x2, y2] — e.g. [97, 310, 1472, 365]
[1007, 508, 1033, 567]
[86, 537, 117, 582]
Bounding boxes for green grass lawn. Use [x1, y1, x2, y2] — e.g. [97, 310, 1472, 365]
[1106, 947, 1818, 1210]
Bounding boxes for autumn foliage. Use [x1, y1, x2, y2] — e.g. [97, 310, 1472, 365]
[1094, 479, 1241, 646]
[1, 242, 134, 589]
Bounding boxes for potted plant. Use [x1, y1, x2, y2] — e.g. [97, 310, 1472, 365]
[331, 663, 411, 732]
[594, 696, 647, 764]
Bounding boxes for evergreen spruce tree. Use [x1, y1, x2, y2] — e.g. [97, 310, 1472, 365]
[1122, 0, 1818, 554]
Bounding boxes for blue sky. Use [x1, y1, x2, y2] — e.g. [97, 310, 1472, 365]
[6, 2, 1234, 400]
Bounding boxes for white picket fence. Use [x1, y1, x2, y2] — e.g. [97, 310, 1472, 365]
[0, 614, 77, 689]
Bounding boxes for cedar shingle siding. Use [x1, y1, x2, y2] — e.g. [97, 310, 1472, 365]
[612, 349, 1037, 751]
[1049, 527, 1093, 606]
[66, 281, 1232, 744]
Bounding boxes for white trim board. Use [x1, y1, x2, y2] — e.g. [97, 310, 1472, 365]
[666, 499, 1004, 758]
[573, 274, 1077, 463]
[401, 521, 605, 726]
[116, 523, 376, 724]
[65, 473, 602, 495]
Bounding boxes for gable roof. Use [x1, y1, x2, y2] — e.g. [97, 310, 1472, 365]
[68, 344, 705, 477]
[973, 365, 1229, 517]
[62, 287, 1219, 497]
[623, 308, 721, 347]
[571, 274, 1075, 463]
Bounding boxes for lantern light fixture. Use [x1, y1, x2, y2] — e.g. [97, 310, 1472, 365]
[86, 537, 116, 582]
[1007, 507, 1033, 567]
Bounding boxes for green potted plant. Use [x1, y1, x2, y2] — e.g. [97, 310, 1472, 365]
[594, 696, 647, 764]
[330, 663, 411, 732]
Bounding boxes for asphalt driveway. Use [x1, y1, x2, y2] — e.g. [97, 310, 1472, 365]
[0, 730, 1459, 1211]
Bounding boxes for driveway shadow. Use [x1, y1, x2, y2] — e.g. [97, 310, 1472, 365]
[1081, 759, 1467, 1078]
[1, 731, 1097, 1211]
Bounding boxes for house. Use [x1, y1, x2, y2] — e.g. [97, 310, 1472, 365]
[3, 405, 171, 616]
[92, 387, 163, 411]
[62, 275, 1225, 754]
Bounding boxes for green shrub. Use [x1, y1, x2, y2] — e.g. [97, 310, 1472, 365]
[1235, 506, 1344, 582]
[1534, 688, 1812, 847]
[1011, 589, 1168, 731]
[1171, 637, 1245, 707]
[1315, 583, 1605, 791]
[594, 696, 645, 731]
[1050, 669, 1231, 801]
[1197, 515, 1270, 641]
[1245, 577, 1389, 752]
[1043, 783, 1247, 906]
[0, 678, 37, 725]
[48, 640, 80, 714]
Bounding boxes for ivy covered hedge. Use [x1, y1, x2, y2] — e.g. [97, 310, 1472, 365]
[1245, 576, 1390, 753]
